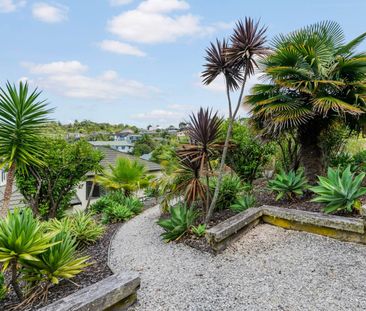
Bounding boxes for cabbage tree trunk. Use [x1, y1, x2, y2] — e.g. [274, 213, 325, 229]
[1, 163, 16, 218]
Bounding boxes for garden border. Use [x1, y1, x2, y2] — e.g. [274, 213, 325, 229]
[206, 205, 366, 252]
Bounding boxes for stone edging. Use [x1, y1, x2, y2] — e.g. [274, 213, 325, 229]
[38, 272, 140, 311]
[206, 205, 366, 252]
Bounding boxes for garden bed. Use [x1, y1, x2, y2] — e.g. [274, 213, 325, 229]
[0, 222, 120, 311]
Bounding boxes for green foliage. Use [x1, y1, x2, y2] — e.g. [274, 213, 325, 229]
[69, 211, 105, 245]
[16, 138, 103, 218]
[223, 119, 276, 183]
[329, 152, 355, 170]
[0, 208, 89, 300]
[191, 224, 206, 237]
[210, 175, 249, 210]
[353, 150, 366, 172]
[0, 81, 53, 172]
[133, 134, 156, 156]
[157, 204, 199, 242]
[0, 272, 7, 301]
[23, 231, 89, 285]
[310, 166, 366, 214]
[102, 203, 134, 224]
[97, 157, 149, 196]
[91, 191, 143, 224]
[268, 170, 308, 201]
[230, 194, 256, 213]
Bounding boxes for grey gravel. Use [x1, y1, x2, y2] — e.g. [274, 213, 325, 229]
[109, 206, 366, 311]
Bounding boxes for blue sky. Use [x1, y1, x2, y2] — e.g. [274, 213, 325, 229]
[0, 0, 365, 127]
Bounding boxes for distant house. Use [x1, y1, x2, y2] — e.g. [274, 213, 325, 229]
[76, 146, 162, 210]
[89, 140, 135, 153]
[113, 128, 135, 141]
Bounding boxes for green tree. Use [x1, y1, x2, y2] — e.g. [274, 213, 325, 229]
[247, 21, 366, 182]
[96, 157, 149, 196]
[0, 82, 53, 217]
[16, 139, 103, 219]
[133, 134, 156, 156]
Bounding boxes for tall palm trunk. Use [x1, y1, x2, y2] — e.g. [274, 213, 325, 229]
[205, 72, 248, 223]
[85, 178, 96, 211]
[298, 122, 324, 184]
[1, 163, 16, 217]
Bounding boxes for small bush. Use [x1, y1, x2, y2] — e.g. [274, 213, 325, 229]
[268, 169, 308, 201]
[329, 152, 354, 170]
[0, 272, 7, 301]
[191, 224, 206, 237]
[310, 166, 366, 214]
[157, 204, 198, 242]
[210, 175, 249, 210]
[70, 211, 105, 245]
[123, 197, 143, 214]
[90, 196, 112, 214]
[102, 203, 134, 223]
[230, 194, 256, 213]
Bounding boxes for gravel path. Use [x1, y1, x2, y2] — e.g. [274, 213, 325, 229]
[109, 206, 366, 311]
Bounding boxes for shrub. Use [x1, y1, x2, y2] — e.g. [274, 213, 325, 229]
[102, 203, 134, 224]
[157, 204, 198, 242]
[70, 211, 105, 245]
[230, 194, 256, 213]
[210, 175, 249, 210]
[268, 170, 308, 201]
[23, 231, 89, 285]
[310, 166, 366, 214]
[353, 150, 366, 172]
[329, 152, 354, 170]
[191, 224, 206, 237]
[0, 273, 7, 301]
[90, 196, 113, 214]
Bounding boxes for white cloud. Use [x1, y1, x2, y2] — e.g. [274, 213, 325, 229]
[107, 0, 222, 44]
[21, 60, 159, 101]
[138, 0, 189, 13]
[99, 40, 146, 57]
[0, 0, 25, 13]
[32, 2, 68, 23]
[110, 0, 133, 6]
[133, 109, 184, 123]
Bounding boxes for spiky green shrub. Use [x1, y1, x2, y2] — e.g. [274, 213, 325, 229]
[102, 203, 134, 224]
[70, 211, 105, 245]
[157, 204, 198, 242]
[230, 194, 256, 213]
[210, 175, 250, 210]
[310, 166, 366, 214]
[268, 170, 308, 201]
[23, 231, 89, 285]
[191, 224, 206, 237]
[0, 272, 7, 301]
[90, 196, 112, 214]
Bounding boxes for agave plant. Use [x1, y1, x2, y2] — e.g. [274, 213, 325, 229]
[247, 21, 366, 182]
[0, 208, 58, 300]
[268, 170, 308, 201]
[22, 231, 89, 286]
[310, 166, 366, 214]
[157, 204, 199, 242]
[191, 224, 206, 237]
[230, 194, 256, 213]
[203, 18, 269, 222]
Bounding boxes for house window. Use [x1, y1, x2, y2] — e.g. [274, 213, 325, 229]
[86, 181, 105, 200]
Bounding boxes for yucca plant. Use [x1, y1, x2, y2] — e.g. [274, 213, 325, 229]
[157, 204, 199, 242]
[0, 208, 58, 300]
[0, 82, 53, 216]
[230, 194, 256, 213]
[268, 170, 308, 201]
[191, 224, 206, 237]
[310, 166, 366, 214]
[22, 231, 89, 286]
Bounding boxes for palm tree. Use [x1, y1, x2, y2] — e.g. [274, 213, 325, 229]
[246, 21, 366, 182]
[202, 18, 268, 222]
[0, 82, 53, 217]
[97, 157, 148, 196]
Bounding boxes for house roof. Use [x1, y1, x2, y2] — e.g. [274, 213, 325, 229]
[89, 141, 134, 147]
[94, 146, 161, 173]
